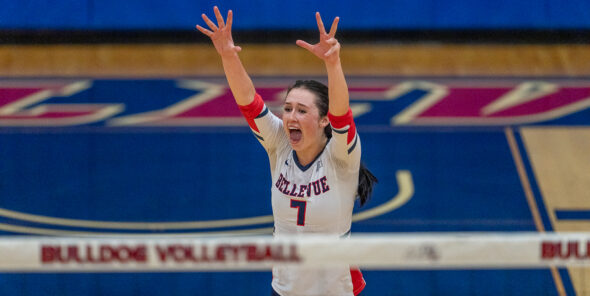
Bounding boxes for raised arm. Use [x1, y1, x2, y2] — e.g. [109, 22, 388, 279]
[196, 6, 255, 106]
[296, 12, 349, 116]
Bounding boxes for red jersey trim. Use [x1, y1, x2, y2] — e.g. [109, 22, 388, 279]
[328, 108, 356, 144]
[238, 93, 265, 133]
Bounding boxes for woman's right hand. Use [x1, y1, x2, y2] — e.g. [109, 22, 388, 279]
[196, 6, 242, 58]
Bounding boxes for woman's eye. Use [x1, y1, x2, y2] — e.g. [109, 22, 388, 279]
[284, 107, 292, 112]
[298, 109, 306, 114]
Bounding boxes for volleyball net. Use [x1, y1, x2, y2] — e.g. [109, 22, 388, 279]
[1, 232, 588, 272]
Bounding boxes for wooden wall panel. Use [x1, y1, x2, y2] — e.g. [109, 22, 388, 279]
[1, 44, 588, 77]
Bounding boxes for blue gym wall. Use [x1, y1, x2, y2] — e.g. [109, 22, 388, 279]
[1, 0, 590, 30]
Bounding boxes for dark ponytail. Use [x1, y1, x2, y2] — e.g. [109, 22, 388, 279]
[357, 162, 378, 207]
[286, 79, 378, 207]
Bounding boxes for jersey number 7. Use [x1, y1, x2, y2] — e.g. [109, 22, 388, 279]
[290, 199, 307, 226]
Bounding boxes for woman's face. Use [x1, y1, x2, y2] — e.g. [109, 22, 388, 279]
[282, 88, 329, 153]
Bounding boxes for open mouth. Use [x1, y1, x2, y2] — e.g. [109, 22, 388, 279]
[289, 128, 302, 143]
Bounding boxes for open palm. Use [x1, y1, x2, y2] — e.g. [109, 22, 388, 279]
[196, 6, 241, 58]
[296, 12, 341, 64]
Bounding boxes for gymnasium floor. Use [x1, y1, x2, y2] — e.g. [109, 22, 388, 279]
[0, 43, 589, 295]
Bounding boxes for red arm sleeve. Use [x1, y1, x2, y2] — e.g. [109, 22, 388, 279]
[238, 93, 265, 133]
[328, 108, 356, 145]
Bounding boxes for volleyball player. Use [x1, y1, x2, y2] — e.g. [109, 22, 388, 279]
[197, 7, 377, 295]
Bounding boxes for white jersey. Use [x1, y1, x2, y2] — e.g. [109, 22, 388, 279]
[239, 94, 365, 296]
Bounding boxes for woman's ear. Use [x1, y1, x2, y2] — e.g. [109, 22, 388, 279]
[320, 116, 330, 128]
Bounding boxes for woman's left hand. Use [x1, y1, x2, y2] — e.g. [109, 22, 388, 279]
[296, 12, 341, 64]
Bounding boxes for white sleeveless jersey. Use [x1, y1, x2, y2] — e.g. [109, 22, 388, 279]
[239, 94, 365, 296]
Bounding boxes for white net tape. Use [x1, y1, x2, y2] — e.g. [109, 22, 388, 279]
[0, 232, 588, 272]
